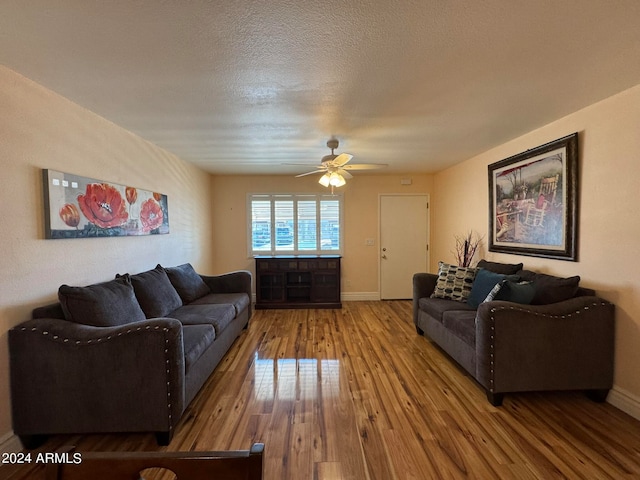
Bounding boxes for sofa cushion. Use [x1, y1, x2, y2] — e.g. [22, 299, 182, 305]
[442, 310, 477, 347]
[127, 265, 183, 318]
[477, 259, 523, 275]
[419, 296, 476, 322]
[517, 270, 580, 305]
[58, 276, 146, 327]
[182, 324, 216, 372]
[164, 263, 211, 303]
[467, 269, 519, 308]
[431, 262, 478, 303]
[169, 303, 236, 336]
[484, 280, 536, 304]
[189, 292, 250, 316]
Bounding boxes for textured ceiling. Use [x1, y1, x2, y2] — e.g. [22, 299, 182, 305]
[2, 1, 640, 175]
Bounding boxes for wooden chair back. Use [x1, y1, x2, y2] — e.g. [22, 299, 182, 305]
[45, 443, 264, 480]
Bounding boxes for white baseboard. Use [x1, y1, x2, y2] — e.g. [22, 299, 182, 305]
[341, 292, 380, 301]
[0, 431, 22, 455]
[608, 385, 640, 421]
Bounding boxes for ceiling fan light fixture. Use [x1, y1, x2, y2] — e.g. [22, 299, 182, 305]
[318, 172, 346, 188]
[329, 172, 346, 187]
[318, 173, 331, 187]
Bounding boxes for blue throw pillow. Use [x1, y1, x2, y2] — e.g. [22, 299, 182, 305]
[467, 269, 518, 308]
[484, 280, 535, 304]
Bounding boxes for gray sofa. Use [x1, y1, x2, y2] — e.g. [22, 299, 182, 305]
[9, 263, 252, 448]
[413, 259, 615, 406]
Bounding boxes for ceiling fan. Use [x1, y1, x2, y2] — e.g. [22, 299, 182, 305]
[295, 139, 387, 191]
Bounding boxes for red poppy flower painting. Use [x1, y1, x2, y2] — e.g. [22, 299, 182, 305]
[43, 169, 169, 239]
[59, 203, 80, 228]
[125, 186, 138, 205]
[77, 183, 128, 229]
[140, 198, 164, 233]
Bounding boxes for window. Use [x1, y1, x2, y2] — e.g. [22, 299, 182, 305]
[248, 194, 343, 255]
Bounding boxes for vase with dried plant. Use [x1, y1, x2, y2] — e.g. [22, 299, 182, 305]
[453, 231, 484, 267]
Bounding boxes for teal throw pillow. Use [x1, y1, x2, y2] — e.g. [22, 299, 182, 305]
[467, 269, 519, 308]
[484, 280, 535, 304]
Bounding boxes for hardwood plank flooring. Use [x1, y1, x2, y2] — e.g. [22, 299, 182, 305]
[4, 301, 640, 479]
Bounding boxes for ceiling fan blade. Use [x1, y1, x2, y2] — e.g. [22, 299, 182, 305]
[337, 169, 353, 179]
[342, 163, 387, 170]
[283, 163, 324, 166]
[333, 153, 353, 166]
[295, 170, 325, 178]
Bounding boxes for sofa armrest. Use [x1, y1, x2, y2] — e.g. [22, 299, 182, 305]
[9, 317, 186, 436]
[201, 270, 253, 317]
[412, 273, 438, 324]
[475, 296, 615, 396]
[201, 270, 252, 294]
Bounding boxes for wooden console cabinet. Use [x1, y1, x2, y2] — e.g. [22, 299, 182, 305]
[255, 255, 341, 309]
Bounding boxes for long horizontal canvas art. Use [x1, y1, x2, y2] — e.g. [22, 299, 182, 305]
[43, 169, 169, 239]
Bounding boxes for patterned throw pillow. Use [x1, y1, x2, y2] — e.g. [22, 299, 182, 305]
[430, 262, 478, 303]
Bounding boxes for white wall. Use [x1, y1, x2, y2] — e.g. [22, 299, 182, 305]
[432, 83, 640, 419]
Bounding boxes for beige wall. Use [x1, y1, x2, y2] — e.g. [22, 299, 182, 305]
[432, 83, 640, 417]
[3, 59, 638, 446]
[210, 174, 433, 295]
[0, 67, 214, 446]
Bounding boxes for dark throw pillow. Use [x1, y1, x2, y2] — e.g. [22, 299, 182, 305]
[58, 276, 146, 327]
[127, 265, 183, 318]
[517, 270, 580, 305]
[164, 263, 211, 303]
[476, 259, 524, 275]
[467, 269, 519, 308]
[431, 262, 478, 303]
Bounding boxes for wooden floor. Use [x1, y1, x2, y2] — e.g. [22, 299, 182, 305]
[5, 301, 640, 479]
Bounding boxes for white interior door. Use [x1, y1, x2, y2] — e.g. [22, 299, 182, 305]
[380, 195, 429, 299]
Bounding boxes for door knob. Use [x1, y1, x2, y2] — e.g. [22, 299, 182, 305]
[381, 254, 387, 259]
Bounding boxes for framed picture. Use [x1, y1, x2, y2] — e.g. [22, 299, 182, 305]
[488, 133, 578, 261]
[43, 169, 169, 239]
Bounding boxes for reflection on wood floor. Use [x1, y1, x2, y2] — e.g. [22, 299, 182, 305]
[5, 301, 640, 479]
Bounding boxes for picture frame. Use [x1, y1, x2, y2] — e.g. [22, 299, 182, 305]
[488, 133, 578, 261]
[43, 169, 169, 239]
